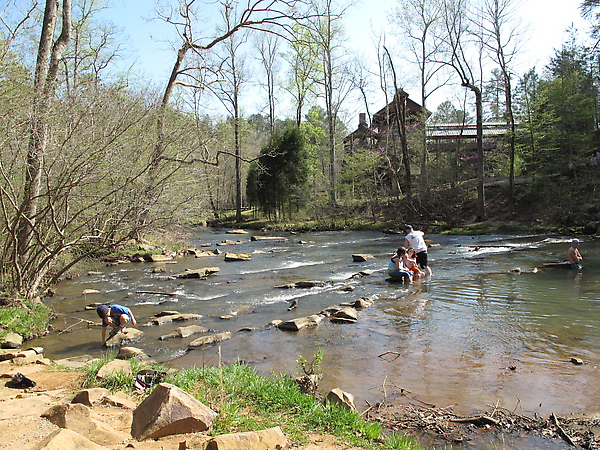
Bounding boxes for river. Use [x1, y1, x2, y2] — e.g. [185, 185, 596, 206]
[29, 229, 600, 447]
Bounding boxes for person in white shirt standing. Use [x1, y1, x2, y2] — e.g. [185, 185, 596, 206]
[403, 225, 432, 276]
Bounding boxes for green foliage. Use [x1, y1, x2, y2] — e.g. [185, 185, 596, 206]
[384, 432, 423, 450]
[296, 348, 323, 377]
[516, 43, 597, 176]
[167, 361, 421, 449]
[247, 125, 310, 219]
[0, 301, 52, 340]
[82, 353, 143, 392]
[340, 149, 381, 201]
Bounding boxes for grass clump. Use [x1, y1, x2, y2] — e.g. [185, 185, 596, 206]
[82, 352, 145, 392]
[168, 361, 422, 449]
[0, 299, 52, 340]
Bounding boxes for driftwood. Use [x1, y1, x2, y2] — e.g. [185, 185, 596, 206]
[551, 413, 578, 447]
[136, 290, 176, 296]
[450, 415, 500, 426]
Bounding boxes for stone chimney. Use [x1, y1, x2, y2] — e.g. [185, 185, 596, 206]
[358, 113, 367, 128]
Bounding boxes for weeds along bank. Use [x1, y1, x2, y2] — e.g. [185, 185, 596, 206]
[0, 350, 423, 450]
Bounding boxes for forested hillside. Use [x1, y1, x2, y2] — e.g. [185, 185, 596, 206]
[0, 0, 599, 299]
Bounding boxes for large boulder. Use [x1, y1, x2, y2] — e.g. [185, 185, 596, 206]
[205, 426, 288, 449]
[352, 254, 374, 262]
[131, 383, 218, 440]
[41, 403, 125, 446]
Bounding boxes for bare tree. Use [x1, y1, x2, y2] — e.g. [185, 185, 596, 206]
[214, 6, 249, 222]
[254, 26, 281, 136]
[149, 0, 314, 221]
[438, 0, 486, 220]
[0, 0, 37, 64]
[63, 0, 124, 96]
[307, 0, 352, 205]
[383, 46, 412, 194]
[152, 0, 313, 168]
[284, 24, 318, 125]
[13, 0, 72, 295]
[374, 36, 403, 197]
[394, 0, 450, 190]
[479, 0, 522, 215]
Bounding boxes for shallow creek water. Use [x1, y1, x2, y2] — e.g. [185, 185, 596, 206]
[29, 229, 600, 448]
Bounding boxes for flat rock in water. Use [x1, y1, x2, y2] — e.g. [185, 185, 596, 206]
[277, 315, 324, 331]
[146, 254, 173, 262]
[105, 328, 143, 347]
[177, 325, 209, 338]
[217, 240, 245, 246]
[224, 252, 251, 262]
[154, 310, 180, 317]
[251, 236, 288, 241]
[539, 261, 571, 269]
[82, 289, 100, 295]
[352, 254, 374, 262]
[295, 280, 325, 288]
[175, 267, 220, 278]
[188, 332, 232, 348]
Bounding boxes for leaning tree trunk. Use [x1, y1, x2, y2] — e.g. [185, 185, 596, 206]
[15, 0, 71, 296]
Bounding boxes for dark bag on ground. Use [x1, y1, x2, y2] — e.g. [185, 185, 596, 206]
[6, 372, 36, 389]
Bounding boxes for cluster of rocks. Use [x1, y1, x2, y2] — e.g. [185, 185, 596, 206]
[0, 344, 292, 449]
[0, 338, 359, 449]
[273, 297, 374, 332]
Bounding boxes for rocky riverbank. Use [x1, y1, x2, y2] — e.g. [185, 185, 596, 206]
[0, 346, 366, 450]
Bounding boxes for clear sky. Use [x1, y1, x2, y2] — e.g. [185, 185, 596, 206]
[100, 0, 590, 122]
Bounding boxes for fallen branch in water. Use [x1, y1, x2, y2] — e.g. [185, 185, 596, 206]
[57, 318, 93, 334]
[551, 413, 577, 447]
[136, 291, 176, 296]
[450, 415, 500, 426]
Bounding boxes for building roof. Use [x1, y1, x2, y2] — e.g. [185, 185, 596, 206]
[426, 122, 510, 140]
